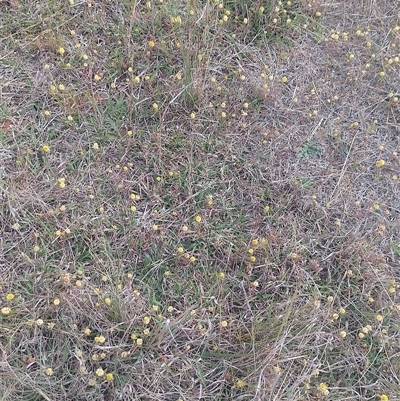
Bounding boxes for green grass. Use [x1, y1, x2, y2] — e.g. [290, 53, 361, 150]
[1, 0, 400, 400]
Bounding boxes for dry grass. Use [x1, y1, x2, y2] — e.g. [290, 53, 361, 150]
[1, 0, 400, 400]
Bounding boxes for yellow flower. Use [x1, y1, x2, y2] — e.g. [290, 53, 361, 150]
[190, 112, 196, 119]
[376, 314, 383, 322]
[33, 245, 40, 252]
[152, 224, 158, 231]
[236, 379, 245, 388]
[130, 205, 137, 212]
[1, 307, 11, 315]
[44, 367, 54, 376]
[281, 76, 288, 83]
[376, 159, 385, 168]
[6, 293, 15, 301]
[136, 338, 143, 346]
[94, 335, 106, 344]
[106, 372, 113, 381]
[53, 298, 60, 306]
[58, 47, 65, 55]
[273, 365, 282, 373]
[380, 395, 389, 401]
[42, 145, 50, 153]
[152, 103, 159, 111]
[195, 215, 202, 223]
[92, 142, 99, 150]
[148, 41, 155, 48]
[339, 330, 347, 338]
[220, 320, 228, 328]
[319, 382, 329, 395]
[143, 316, 150, 325]
[96, 368, 105, 377]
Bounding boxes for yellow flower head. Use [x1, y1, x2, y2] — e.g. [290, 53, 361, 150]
[235, 379, 245, 388]
[42, 145, 50, 153]
[6, 293, 15, 301]
[94, 335, 106, 344]
[319, 382, 329, 395]
[1, 307, 11, 315]
[44, 367, 54, 376]
[376, 159, 385, 168]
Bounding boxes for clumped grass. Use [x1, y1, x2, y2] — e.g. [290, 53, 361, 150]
[1, 0, 400, 400]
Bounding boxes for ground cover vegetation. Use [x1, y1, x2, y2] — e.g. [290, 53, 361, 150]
[0, 0, 400, 400]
